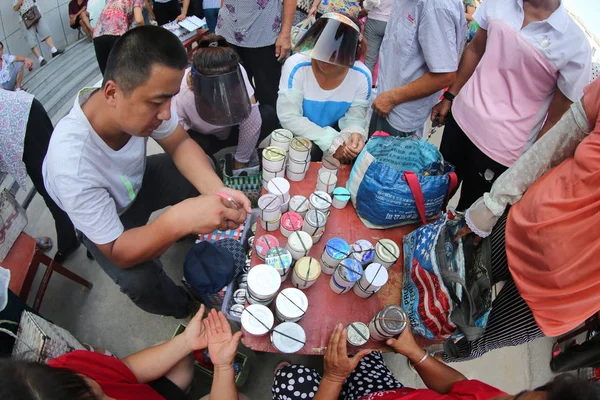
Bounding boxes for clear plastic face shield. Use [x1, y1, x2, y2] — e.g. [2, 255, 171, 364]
[293, 13, 361, 67]
[190, 66, 251, 126]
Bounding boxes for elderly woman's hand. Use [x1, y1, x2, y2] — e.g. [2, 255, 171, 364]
[322, 324, 371, 384]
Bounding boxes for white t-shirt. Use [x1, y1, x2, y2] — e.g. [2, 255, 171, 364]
[42, 88, 178, 245]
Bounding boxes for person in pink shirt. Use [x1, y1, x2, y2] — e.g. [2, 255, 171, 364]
[272, 323, 598, 399]
[173, 34, 278, 173]
[445, 75, 600, 362]
[431, 0, 591, 211]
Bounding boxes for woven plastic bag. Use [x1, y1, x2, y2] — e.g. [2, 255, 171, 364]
[347, 133, 457, 229]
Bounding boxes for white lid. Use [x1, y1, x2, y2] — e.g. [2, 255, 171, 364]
[287, 231, 312, 252]
[247, 264, 281, 298]
[319, 171, 337, 185]
[242, 304, 274, 336]
[290, 195, 310, 213]
[376, 239, 400, 262]
[364, 263, 389, 287]
[271, 128, 293, 141]
[267, 178, 290, 197]
[347, 322, 370, 346]
[276, 288, 308, 319]
[271, 322, 306, 353]
[305, 209, 327, 228]
[258, 194, 282, 212]
[310, 191, 332, 209]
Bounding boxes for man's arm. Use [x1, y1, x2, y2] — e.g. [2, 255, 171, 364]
[13, 0, 23, 11]
[535, 89, 573, 141]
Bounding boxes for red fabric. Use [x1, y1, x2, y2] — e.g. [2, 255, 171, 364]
[404, 171, 427, 225]
[358, 380, 506, 400]
[48, 351, 164, 400]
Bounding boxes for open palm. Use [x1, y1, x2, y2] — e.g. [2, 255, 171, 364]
[205, 309, 242, 367]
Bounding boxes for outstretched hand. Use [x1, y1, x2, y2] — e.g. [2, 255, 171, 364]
[323, 324, 372, 384]
[184, 304, 208, 351]
[205, 309, 242, 368]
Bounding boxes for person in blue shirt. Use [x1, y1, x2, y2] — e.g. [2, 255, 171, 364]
[277, 13, 372, 162]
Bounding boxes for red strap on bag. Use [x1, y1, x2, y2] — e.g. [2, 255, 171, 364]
[404, 171, 427, 225]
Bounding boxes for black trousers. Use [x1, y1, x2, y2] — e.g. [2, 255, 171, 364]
[81, 154, 199, 318]
[22, 99, 78, 254]
[439, 113, 508, 211]
[153, 0, 182, 26]
[93, 35, 120, 75]
[229, 44, 281, 110]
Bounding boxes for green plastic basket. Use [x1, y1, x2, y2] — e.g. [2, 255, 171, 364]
[220, 158, 263, 208]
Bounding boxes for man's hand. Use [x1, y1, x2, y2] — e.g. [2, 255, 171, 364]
[176, 195, 247, 233]
[205, 309, 242, 368]
[323, 324, 371, 384]
[275, 34, 291, 61]
[308, 5, 318, 18]
[430, 98, 452, 126]
[176, 13, 186, 21]
[213, 186, 252, 214]
[372, 90, 397, 118]
[184, 304, 208, 351]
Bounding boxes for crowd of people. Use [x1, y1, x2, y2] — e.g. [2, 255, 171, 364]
[1, 0, 600, 398]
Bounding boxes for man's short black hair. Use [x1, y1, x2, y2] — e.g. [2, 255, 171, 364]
[103, 25, 188, 95]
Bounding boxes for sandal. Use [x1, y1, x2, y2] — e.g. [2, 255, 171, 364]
[35, 236, 53, 252]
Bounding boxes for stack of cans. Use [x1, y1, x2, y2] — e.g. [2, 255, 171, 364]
[267, 177, 291, 213]
[353, 263, 389, 298]
[275, 288, 308, 322]
[302, 209, 327, 244]
[262, 146, 286, 189]
[291, 256, 321, 290]
[246, 264, 281, 306]
[265, 246, 293, 282]
[330, 258, 363, 294]
[258, 194, 282, 232]
[286, 137, 312, 181]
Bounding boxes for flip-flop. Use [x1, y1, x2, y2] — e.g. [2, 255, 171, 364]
[35, 236, 54, 252]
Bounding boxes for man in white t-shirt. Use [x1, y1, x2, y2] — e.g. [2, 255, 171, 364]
[43, 26, 251, 318]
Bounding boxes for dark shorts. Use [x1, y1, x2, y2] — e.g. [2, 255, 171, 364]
[70, 14, 82, 29]
[149, 376, 187, 400]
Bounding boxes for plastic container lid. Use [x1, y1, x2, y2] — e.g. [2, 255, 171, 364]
[247, 264, 282, 298]
[347, 322, 370, 346]
[287, 231, 312, 252]
[305, 209, 327, 228]
[322, 156, 341, 170]
[290, 137, 312, 152]
[333, 187, 351, 200]
[363, 263, 389, 287]
[267, 177, 290, 198]
[337, 258, 363, 283]
[325, 238, 350, 260]
[258, 194, 282, 212]
[242, 304, 274, 336]
[281, 212, 303, 231]
[255, 235, 280, 258]
[310, 191, 332, 209]
[290, 195, 310, 213]
[271, 322, 306, 353]
[294, 257, 321, 281]
[318, 171, 337, 185]
[376, 239, 400, 263]
[276, 288, 308, 320]
[352, 239, 375, 264]
[271, 129, 293, 142]
[265, 247, 293, 271]
[262, 146, 286, 162]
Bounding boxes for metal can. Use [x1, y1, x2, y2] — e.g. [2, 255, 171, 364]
[289, 195, 310, 217]
[280, 211, 304, 237]
[303, 209, 327, 237]
[241, 304, 274, 336]
[265, 247, 293, 282]
[351, 239, 375, 266]
[347, 322, 370, 347]
[330, 258, 362, 294]
[332, 187, 351, 209]
[270, 128, 293, 152]
[262, 146, 287, 172]
[316, 171, 337, 195]
[258, 194, 282, 223]
[309, 191, 332, 214]
[373, 239, 400, 269]
[285, 231, 313, 260]
[275, 288, 308, 322]
[229, 304, 244, 318]
[321, 156, 341, 175]
[289, 137, 312, 162]
[368, 305, 408, 341]
[321, 238, 350, 275]
[291, 256, 321, 290]
[255, 235, 280, 260]
[233, 288, 247, 304]
[270, 322, 306, 353]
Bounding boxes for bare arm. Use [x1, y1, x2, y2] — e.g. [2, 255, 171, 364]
[275, 0, 296, 60]
[122, 306, 208, 383]
[13, 0, 23, 11]
[448, 27, 487, 96]
[133, 6, 144, 25]
[465, 5, 476, 21]
[387, 329, 466, 394]
[176, 0, 190, 20]
[535, 89, 572, 140]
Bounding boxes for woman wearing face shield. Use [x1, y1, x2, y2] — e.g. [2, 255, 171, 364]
[173, 35, 279, 174]
[277, 13, 372, 163]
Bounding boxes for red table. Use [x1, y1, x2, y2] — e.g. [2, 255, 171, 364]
[242, 163, 417, 355]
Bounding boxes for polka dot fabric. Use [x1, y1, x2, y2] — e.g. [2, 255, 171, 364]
[272, 352, 403, 400]
[591, 62, 600, 84]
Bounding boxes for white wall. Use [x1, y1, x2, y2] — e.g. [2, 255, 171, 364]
[0, 0, 85, 65]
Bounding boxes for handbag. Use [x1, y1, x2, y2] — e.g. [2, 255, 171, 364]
[402, 213, 493, 343]
[0, 189, 28, 262]
[291, 17, 315, 47]
[22, 5, 42, 29]
[347, 133, 457, 229]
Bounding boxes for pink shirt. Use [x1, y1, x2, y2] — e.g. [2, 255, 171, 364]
[93, 0, 143, 38]
[452, 0, 591, 167]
